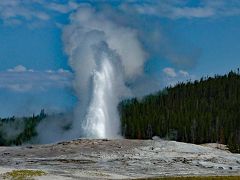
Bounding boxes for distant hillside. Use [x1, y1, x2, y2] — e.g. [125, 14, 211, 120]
[119, 70, 240, 153]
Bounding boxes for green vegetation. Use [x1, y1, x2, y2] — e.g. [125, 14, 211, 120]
[139, 176, 240, 180]
[119, 71, 240, 153]
[0, 110, 46, 146]
[2, 169, 46, 180]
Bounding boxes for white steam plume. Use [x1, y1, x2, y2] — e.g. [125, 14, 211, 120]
[63, 6, 146, 138]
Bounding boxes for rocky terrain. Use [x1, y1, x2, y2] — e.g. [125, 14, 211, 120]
[0, 139, 239, 179]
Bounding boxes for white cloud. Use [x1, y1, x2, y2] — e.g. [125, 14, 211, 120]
[7, 65, 28, 72]
[162, 67, 195, 87]
[179, 70, 189, 77]
[46, 70, 53, 73]
[163, 67, 191, 78]
[171, 7, 215, 18]
[163, 67, 177, 78]
[7, 65, 36, 73]
[6, 84, 33, 92]
[34, 12, 50, 20]
[1, 0, 240, 27]
[47, 2, 79, 14]
[143, 5, 214, 19]
[0, 0, 50, 25]
[126, 0, 240, 19]
[0, 0, 80, 26]
[0, 66, 73, 92]
[57, 68, 71, 74]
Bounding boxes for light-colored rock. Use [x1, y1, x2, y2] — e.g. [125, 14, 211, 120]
[0, 139, 239, 179]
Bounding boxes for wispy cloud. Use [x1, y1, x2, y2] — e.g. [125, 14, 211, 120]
[0, 0, 50, 25]
[46, 1, 80, 14]
[0, 65, 72, 92]
[0, 0, 81, 26]
[163, 67, 177, 78]
[124, 0, 240, 19]
[7, 65, 33, 73]
[179, 70, 189, 77]
[2, 0, 240, 27]
[162, 67, 195, 87]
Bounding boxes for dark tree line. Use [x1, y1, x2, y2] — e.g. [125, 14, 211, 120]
[0, 110, 46, 146]
[119, 71, 240, 153]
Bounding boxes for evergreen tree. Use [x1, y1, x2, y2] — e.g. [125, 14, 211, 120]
[119, 70, 240, 153]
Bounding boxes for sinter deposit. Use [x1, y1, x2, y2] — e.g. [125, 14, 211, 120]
[0, 139, 240, 179]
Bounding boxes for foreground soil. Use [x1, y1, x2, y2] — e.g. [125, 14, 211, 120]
[0, 139, 239, 179]
[141, 176, 240, 180]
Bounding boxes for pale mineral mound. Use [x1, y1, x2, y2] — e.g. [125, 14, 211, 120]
[0, 139, 239, 179]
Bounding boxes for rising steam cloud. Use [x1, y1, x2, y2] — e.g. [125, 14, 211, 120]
[35, 2, 198, 142]
[62, 5, 147, 138]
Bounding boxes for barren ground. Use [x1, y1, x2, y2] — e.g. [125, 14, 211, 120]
[0, 139, 239, 179]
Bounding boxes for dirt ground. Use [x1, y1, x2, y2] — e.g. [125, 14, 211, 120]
[0, 139, 239, 179]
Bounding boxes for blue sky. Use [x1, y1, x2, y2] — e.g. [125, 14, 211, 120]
[0, 0, 240, 117]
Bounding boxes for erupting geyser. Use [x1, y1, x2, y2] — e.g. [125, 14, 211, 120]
[63, 6, 146, 138]
[85, 49, 124, 138]
[85, 57, 115, 138]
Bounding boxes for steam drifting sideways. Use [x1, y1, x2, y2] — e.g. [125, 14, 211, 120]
[63, 6, 147, 139]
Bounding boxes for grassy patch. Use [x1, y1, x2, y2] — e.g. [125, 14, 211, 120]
[2, 169, 46, 180]
[139, 176, 240, 180]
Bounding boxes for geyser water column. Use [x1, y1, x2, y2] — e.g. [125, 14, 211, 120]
[63, 7, 146, 138]
[86, 59, 113, 138]
[85, 53, 121, 138]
